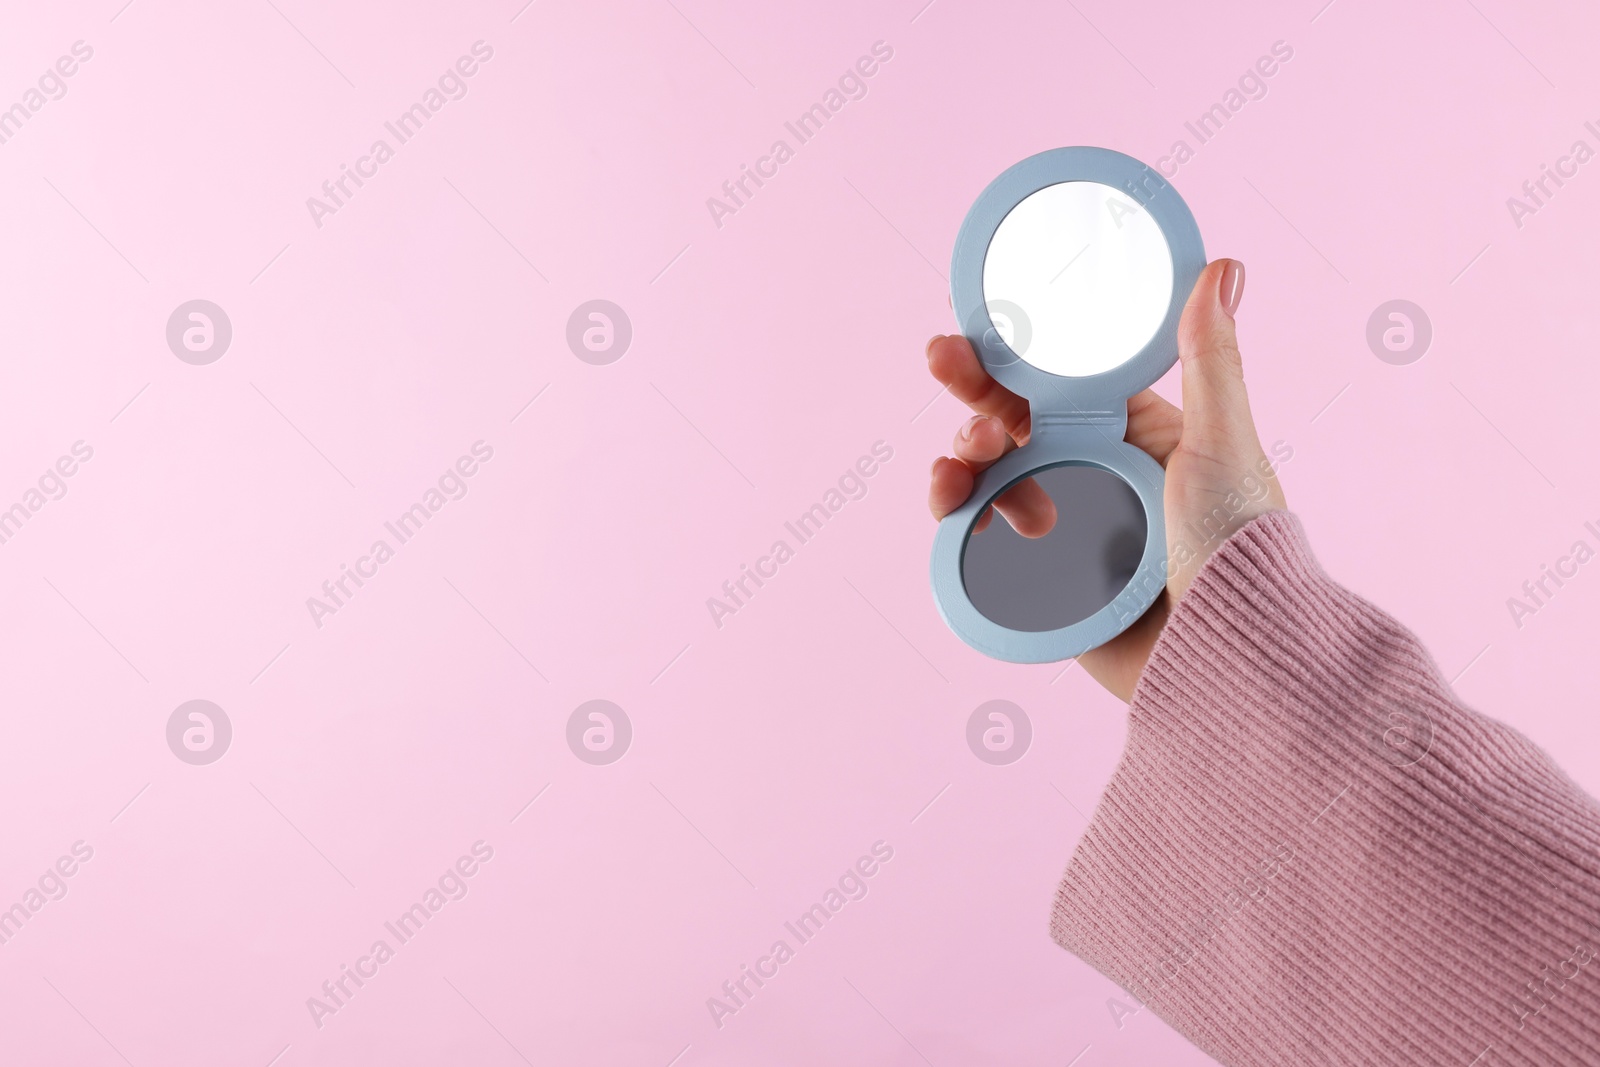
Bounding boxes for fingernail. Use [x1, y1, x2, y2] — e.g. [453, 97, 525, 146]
[1218, 260, 1245, 319]
[926, 335, 943, 360]
[959, 415, 984, 441]
[931, 457, 941, 476]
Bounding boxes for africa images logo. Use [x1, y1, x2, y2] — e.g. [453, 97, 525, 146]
[166, 700, 232, 766]
[966, 700, 1031, 765]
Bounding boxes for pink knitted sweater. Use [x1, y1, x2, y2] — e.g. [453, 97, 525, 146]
[1052, 511, 1600, 1066]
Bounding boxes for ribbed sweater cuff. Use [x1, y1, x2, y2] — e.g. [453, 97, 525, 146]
[1051, 510, 1600, 1067]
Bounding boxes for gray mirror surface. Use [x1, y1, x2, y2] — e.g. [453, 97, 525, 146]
[960, 465, 1149, 632]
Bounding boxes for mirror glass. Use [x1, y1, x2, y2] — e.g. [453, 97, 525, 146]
[982, 181, 1173, 377]
[960, 465, 1148, 632]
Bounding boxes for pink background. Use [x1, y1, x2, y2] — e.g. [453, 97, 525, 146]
[2, 0, 1598, 1064]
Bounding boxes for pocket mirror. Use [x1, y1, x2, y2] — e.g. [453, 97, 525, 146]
[930, 147, 1205, 663]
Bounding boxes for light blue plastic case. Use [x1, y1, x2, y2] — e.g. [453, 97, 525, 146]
[930, 147, 1206, 663]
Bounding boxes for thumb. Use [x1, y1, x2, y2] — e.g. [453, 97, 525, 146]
[1177, 259, 1250, 438]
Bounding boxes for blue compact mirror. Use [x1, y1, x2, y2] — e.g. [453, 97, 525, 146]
[930, 147, 1205, 663]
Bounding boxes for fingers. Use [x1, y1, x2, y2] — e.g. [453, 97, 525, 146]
[1177, 259, 1254, 442]
[931, 414, 1057, 536]
[926, 334, 1032, 444]
[929, 458, 1056, 537]
[929, 457, 975, 521]
[1125, 388, 1184, 465]
[926, 329, 1185, 471]
[953, 413, 1013, 467]
[988, 477, 1056, 537]
[941, 416, 1010, 530]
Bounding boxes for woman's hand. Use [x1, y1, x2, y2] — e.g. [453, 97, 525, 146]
[926, 259, 1287, 701]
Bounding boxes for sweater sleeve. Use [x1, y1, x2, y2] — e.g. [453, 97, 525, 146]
[1051, 510, 1600, 1067]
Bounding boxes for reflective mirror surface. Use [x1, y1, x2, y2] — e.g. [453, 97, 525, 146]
[960, 465, 1148, 632]
[981, 181, 1173, 377]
